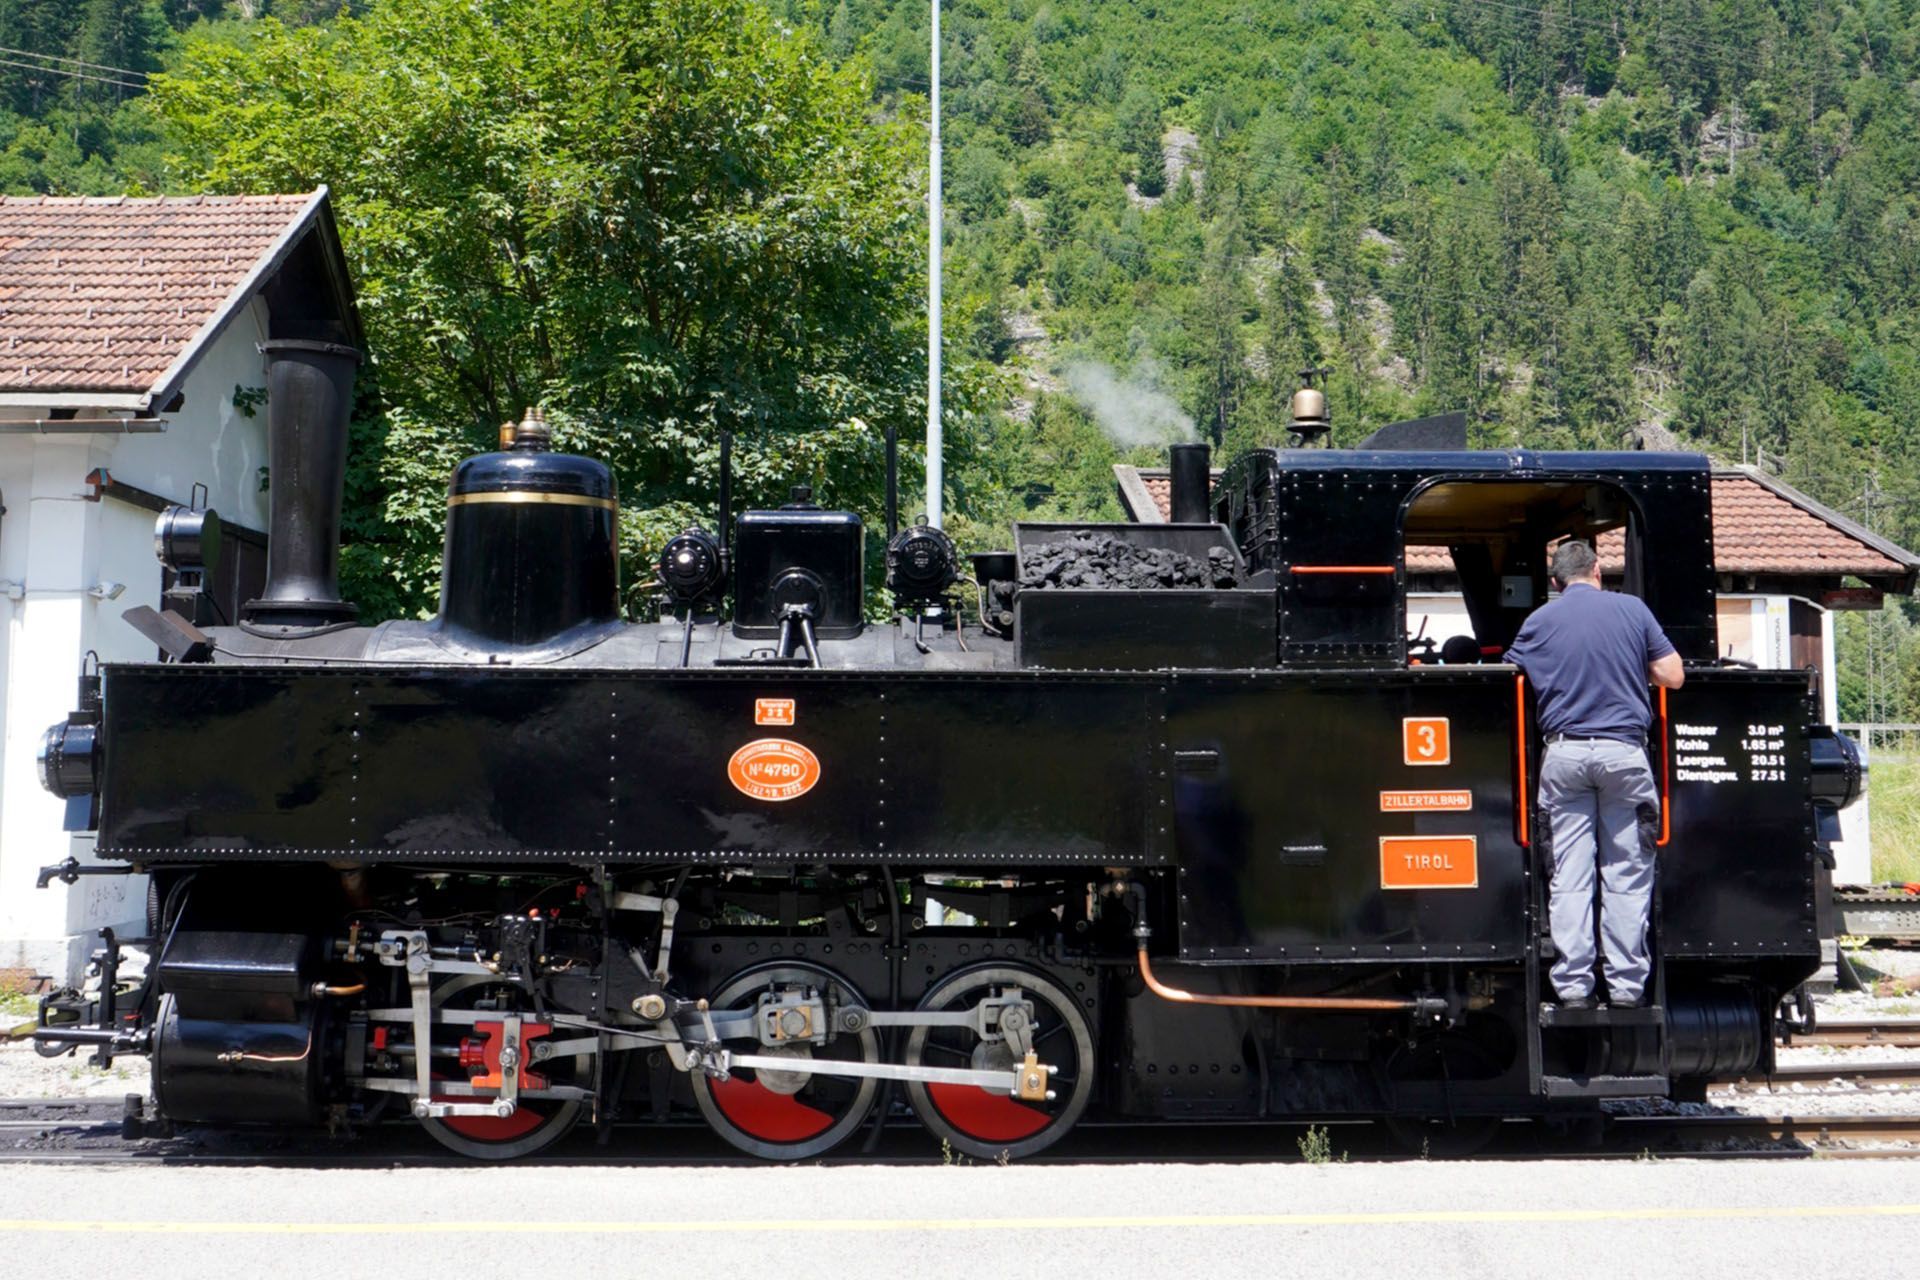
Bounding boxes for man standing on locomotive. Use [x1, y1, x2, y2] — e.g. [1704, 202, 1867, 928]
[1505, 541, 1685, 1010]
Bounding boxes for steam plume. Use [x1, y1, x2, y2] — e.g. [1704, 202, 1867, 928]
[1063, 359, 1196, 447]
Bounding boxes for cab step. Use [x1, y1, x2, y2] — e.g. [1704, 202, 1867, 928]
[1538, 1003, 1664, 1029]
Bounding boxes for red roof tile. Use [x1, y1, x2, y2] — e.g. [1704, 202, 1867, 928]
[0, 193, 318, 396]
[1707, 475, 1902, 576]
[1128, 469, 1908, 581]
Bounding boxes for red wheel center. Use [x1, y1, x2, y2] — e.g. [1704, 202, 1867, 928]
[710, 1076, 836, 1143]
[926, 1083, 1051, 1142]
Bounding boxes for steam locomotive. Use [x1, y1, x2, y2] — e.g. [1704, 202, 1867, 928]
[32, 342, 1866, 1159]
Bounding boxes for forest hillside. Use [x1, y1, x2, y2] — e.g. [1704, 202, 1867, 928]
[796, 0, 1920, 722]
[4, 0, 1920, 718]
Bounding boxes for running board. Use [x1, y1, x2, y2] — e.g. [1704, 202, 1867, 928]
[1541, 1074, 1667, 1099]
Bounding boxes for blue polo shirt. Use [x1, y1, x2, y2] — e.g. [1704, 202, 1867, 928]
[1504, 583, 1676, 741]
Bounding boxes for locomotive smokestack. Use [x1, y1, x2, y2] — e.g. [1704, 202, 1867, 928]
[1168, 443, 1211, 523]
[240, 340, 362, 631]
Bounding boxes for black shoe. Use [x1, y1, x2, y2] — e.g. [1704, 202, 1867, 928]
[1611, 995, 1648, 1009]
[1557, 996, 1596, 1010]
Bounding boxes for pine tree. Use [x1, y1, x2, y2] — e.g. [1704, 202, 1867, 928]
[1263, 234, 1321, 428]
[1193, 204, 1248, 447]
[826, 0, 855, 58]
[1116, 85, 1164, 198]
[1312, 147, 1367, 377]
[72, 0, 167, 111]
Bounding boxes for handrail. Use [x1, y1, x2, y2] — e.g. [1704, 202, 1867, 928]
[1514, 674, 1530, 848]
[1656, 685, 1672, 847]
[1288, 565, 1397, 575]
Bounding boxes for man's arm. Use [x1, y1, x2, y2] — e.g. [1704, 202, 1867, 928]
[1640, 601, 1683, 689]
[1504, 615, 1539, 669]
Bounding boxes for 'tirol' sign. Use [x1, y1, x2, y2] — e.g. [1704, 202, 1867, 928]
[1378, 835, 1478, 889]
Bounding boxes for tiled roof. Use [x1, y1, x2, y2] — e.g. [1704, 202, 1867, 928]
[1708, 474, 1904, 576]
[0, 193, 320, 397]
[1126, 468, 1912, 582]
[1405, 536, 1624, 574]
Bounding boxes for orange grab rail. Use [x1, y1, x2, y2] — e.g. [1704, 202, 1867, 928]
[1656, 685, 1672, 847]
[1288, 565, 1398, 575]
[1514, 674, 1530, 848]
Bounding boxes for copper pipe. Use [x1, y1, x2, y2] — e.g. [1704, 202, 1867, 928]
[1135, 948, 1419, 1012]
[312, 983, 365, 998]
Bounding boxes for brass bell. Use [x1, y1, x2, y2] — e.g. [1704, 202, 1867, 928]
[1287, 370, 1332, 444]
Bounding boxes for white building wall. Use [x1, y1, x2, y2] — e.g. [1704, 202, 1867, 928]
[0, 302, 271, 982]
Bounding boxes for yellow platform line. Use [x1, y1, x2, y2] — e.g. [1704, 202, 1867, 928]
[3, 1204, 1919, 1235]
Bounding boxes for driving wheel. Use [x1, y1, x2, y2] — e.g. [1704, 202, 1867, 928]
[904, 963, 1094, 1160]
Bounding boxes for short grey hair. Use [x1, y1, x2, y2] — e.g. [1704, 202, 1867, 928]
[1550, 540, 1599, 584]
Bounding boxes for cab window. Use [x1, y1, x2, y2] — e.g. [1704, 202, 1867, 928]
[1401, 479, 1641, 665]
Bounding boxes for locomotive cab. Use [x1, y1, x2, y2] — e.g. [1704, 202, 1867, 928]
[1215, 448, 1717, 668]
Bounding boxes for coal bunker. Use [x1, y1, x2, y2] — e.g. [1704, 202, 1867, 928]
[1018, 532, 1242, 590]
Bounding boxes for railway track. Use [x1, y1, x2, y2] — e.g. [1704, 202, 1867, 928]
[1, 1100, 1916, 1163]
[1612, 1112, 1920, 1156]
[1712, 1061, 1920, 1092]
[1778, 1018, 1920, 1049]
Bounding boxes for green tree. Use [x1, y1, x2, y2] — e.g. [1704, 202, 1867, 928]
[1116, 84, 1163, 197]
[1192, 211, 1248, 447]
[1261, 233, 1321, 433]
[74, 0, 168, 104]
[155, 0, 982, 617]
[827, 0, 855, 58]
[1311, 147, 1370, 378]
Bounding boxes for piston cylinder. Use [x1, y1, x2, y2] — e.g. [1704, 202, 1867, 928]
[152, 995, 323, 1126]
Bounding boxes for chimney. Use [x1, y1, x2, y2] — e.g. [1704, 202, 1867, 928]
[239, 340, 362, 632]
[1168, 443, 1212, 524]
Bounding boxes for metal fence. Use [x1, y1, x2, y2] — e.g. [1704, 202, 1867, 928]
[1838, 724, 1920, 757]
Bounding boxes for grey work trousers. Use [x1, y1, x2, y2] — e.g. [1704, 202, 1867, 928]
[1539, 738, 1660, 1002]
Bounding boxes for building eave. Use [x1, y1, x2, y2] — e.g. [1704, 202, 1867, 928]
[140, 187, 340, 414]
[1720, 466, 1920, 592]
[0, 391, 152, 412]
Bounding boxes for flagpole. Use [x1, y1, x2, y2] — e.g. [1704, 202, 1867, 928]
[925, 0, 943, 528]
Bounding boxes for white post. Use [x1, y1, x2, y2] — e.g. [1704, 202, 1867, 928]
[925, 0, 943, 528]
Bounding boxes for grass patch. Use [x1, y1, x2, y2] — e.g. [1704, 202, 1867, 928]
[1297, 1125, 1345, 1164]
[0, 991, 36, 1018]
[1869, 752, 1920, 883]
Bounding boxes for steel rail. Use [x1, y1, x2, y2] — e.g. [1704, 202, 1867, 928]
[1712, 1062, 1920, 1092]
[1613, 1112, 1920, 1148]
[1779, 1019, 1920, 1049]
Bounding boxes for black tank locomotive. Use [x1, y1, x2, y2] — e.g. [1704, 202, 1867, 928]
[33, 348, 1868, 1159]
